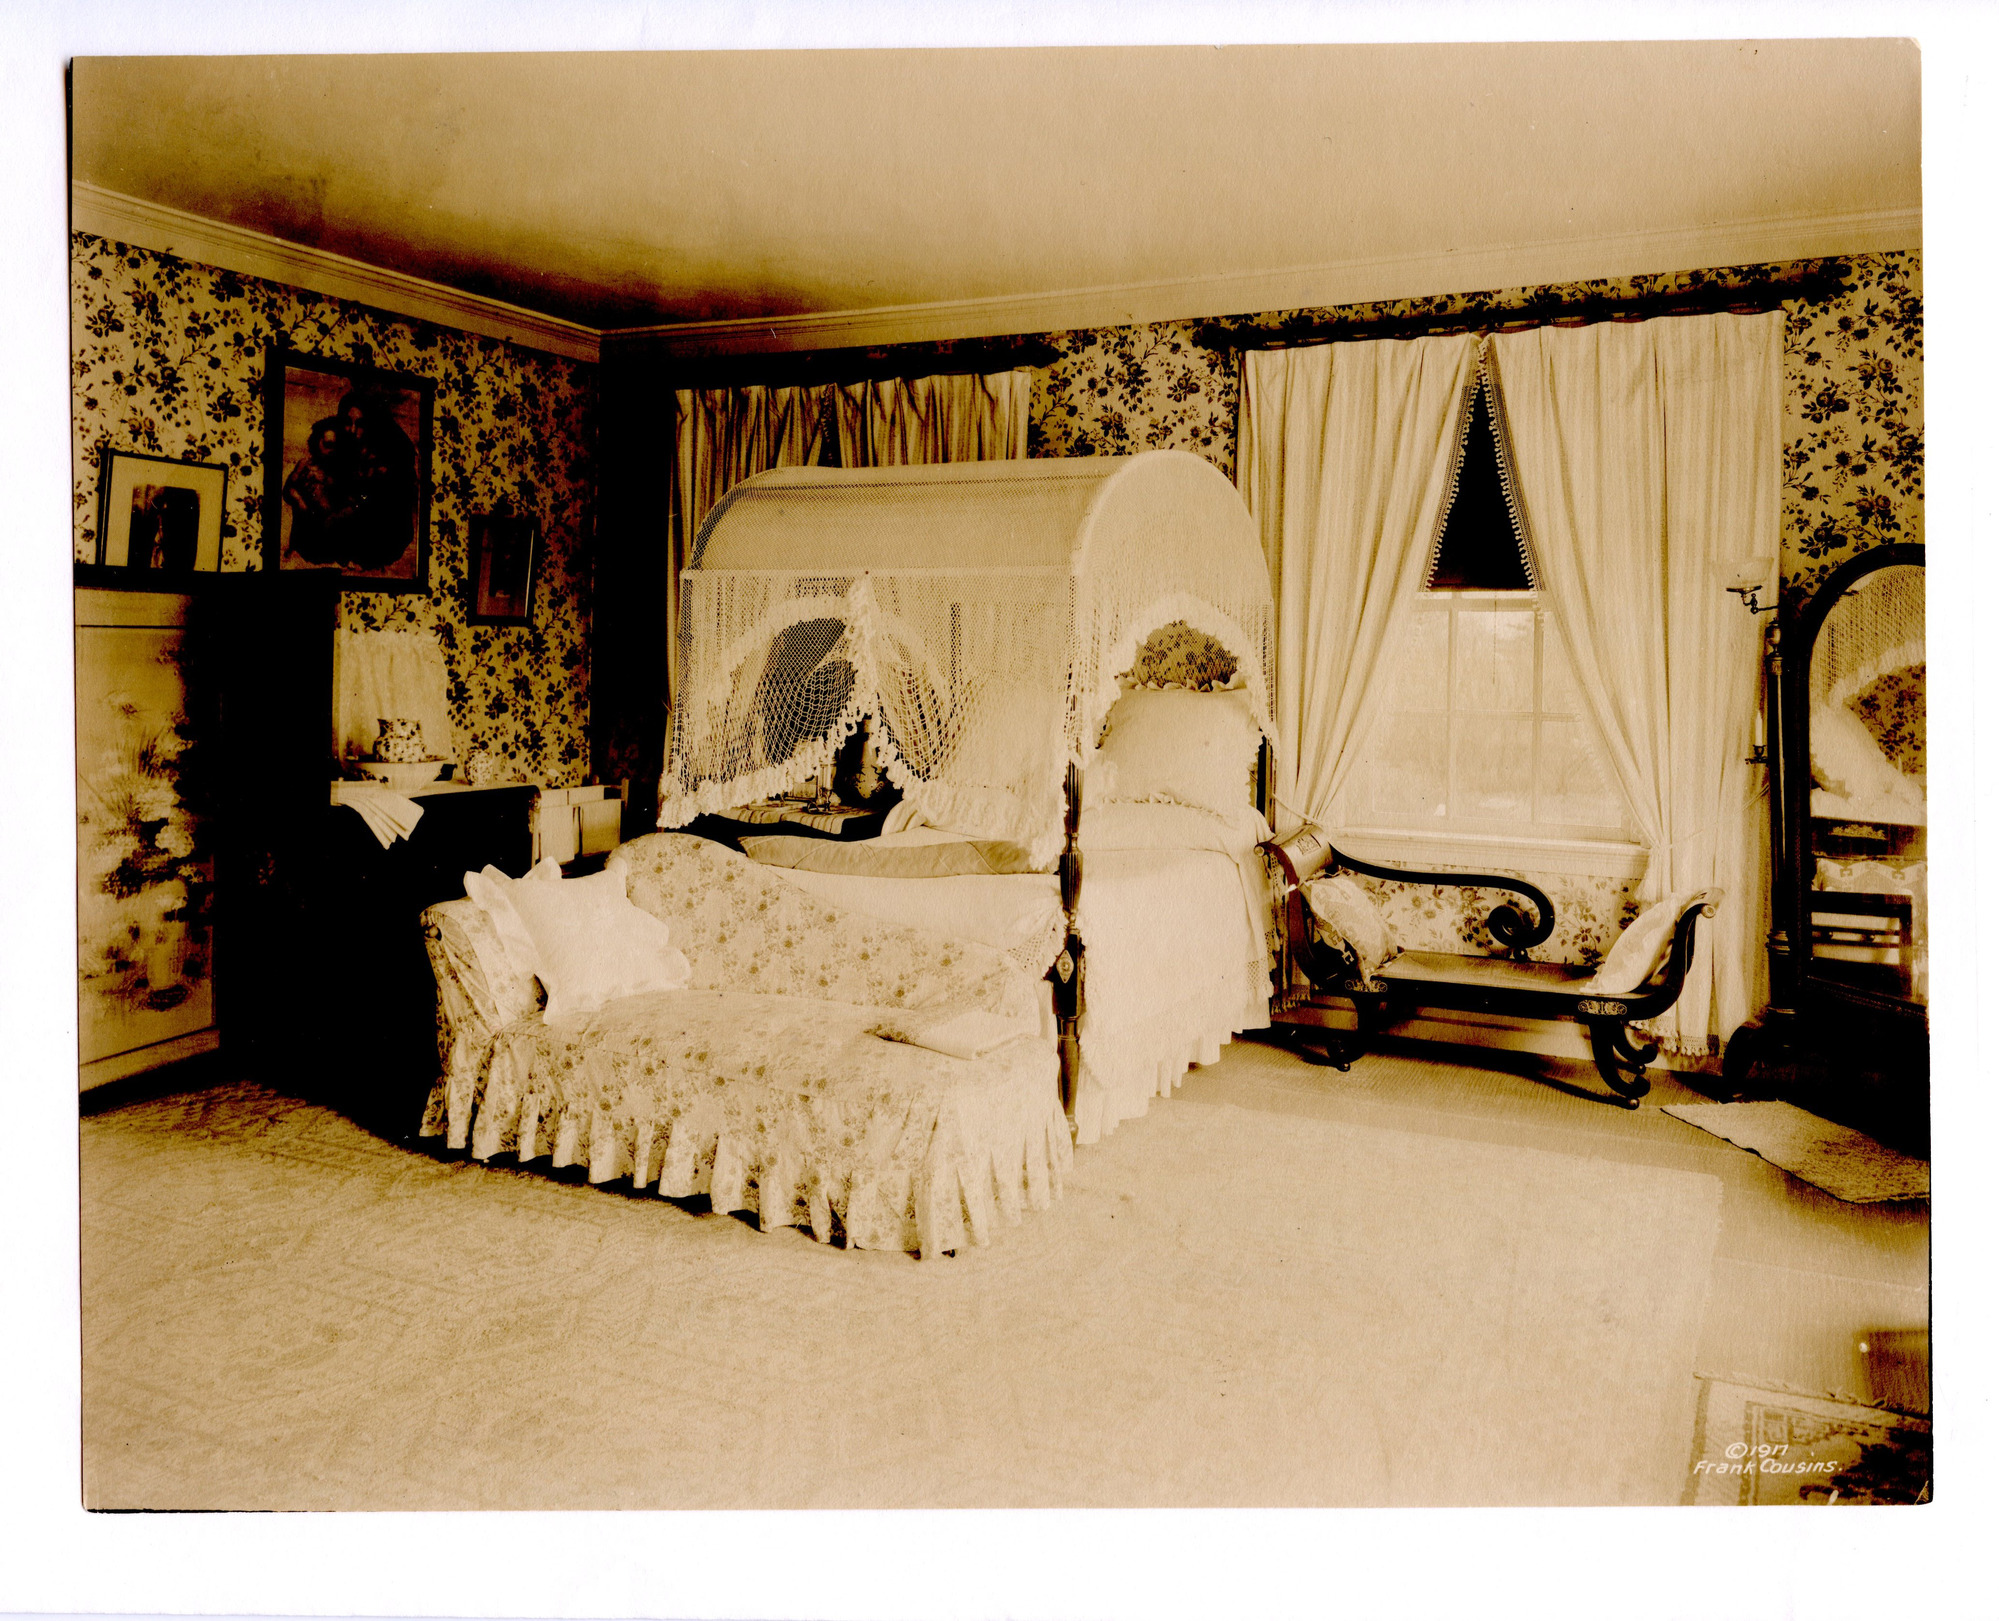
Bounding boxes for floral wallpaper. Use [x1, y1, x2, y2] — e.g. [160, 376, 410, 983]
[1026, 251, 1923, 606]
[71, 234, 598, 787]
[1778, 254, 1924, 609]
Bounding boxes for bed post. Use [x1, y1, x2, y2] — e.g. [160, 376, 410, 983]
[1053, 759, 1085, 1121]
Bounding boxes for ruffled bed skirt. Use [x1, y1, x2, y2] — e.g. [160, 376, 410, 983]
[420, 988, 1072, 1259]
[1072, 991, 1268, 1145]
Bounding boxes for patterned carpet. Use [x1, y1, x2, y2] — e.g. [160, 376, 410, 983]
[81, 1080, 1724, 1509]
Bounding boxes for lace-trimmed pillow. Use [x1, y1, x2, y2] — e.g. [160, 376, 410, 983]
[464, 858, 562, 985]
[499, 865, 693, 1022]
[1581, 893, 1698, 994]
[1300, 875, 1401, 985]
[1087, 687, 1262, 819]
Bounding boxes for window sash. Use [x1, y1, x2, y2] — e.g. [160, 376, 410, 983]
[1348, 591, 1632, 842]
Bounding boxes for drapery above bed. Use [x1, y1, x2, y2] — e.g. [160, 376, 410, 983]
[659, 452, 1277, 863]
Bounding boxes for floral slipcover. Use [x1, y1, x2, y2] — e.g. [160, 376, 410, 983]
[421, 833, 1067, 1257]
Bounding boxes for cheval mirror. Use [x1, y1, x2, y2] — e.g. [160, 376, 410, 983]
[1732, 542, 1927, 1149]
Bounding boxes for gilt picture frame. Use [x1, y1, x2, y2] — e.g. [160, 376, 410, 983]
[263, 346, 434, 592]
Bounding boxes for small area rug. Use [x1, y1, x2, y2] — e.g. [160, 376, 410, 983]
[1685, 1377, 1931, 1505]
[1662, 1101, 1929, 1203]
[83, 1082, 1724, 1509]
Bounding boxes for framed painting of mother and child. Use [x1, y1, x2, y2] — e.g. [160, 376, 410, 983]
[263, 347, 434, 591]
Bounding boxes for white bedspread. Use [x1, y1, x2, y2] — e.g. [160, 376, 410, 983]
[764, 801, 1272, 1143]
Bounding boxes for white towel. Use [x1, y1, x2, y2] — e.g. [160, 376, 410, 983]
[330, 781, 426, 849]
[332, 625, 457, 765]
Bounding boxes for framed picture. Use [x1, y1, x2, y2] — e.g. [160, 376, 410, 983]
[263, 346, 434, 592]
[467, 512, 540, 626]
[95, 450, 227, 573]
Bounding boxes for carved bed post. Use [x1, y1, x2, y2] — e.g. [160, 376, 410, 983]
[1053, 759, 1085, 1120]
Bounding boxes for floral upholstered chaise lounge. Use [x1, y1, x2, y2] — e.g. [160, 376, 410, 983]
[419, 832, 1071, 1258]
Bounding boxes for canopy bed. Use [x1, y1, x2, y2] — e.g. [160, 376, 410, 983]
[1723, 543, 1927, 1149]
[658, 451, 1280, 1142]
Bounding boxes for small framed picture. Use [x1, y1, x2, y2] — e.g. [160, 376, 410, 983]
[263, 346, 434, 592]
[95, 450, 227, 572]
[467, 513, 539, 626]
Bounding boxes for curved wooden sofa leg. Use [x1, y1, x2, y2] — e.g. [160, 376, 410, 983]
[1584, 1018, 1653, 1108]
[1298, 1029, 1358, 1071]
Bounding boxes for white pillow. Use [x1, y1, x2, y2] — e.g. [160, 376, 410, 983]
[497, 866, 693, 1022]
[1810, 702, 1926, 819]
[1583, 893, 1698, 994]
[462, 858, 563, 989]
[1088, 687, 1262, 820]
[1300, 874, 1402, 982]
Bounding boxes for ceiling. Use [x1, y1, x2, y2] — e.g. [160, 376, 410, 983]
[69, 42, 1921, 337]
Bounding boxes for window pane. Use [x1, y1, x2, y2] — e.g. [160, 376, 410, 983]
[1453, 716, 1533, 820]
[1539, 717, 1627, 829]
[1452, 604, 1535, 712]
[1389, 609, 1450, 712]
[1540, 617, 1586, 717]
[1371, 722, 1449, 821]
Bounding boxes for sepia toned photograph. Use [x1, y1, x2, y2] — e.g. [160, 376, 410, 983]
[39, 20, 1973, 1608]
[93, 448, 225, 571]
[466, 510, 539, 625]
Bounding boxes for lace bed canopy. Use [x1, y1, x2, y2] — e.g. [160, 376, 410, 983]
[659, 451, 1277, 859]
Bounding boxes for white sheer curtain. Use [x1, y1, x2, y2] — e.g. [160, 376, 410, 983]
[1237, 332, 1480, 834]
[670, 384, 831, 695]
[1489, 311, 1781, 1053]
[834, 370, 1032, 467]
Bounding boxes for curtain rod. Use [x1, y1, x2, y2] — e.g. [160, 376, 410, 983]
[1194, 264, 1848, 352]
[619, 334, 1063, 390]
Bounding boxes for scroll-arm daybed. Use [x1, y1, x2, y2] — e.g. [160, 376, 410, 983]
[1260, 824, 1720, 1108]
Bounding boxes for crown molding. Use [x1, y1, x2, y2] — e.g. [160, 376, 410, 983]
[69, 183, 1919, 368]
[70, 183, 601, 364]
[607, 204, 1922, 360]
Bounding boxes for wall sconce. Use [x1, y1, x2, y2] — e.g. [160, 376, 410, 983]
[1726, 556, 1778, 614]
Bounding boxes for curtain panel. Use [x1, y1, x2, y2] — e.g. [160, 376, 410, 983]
[1489, 310, 1781, 1053]
[669, 384, 831, 698]
[834, 370, 1032, 467]
[1237, 332, 1481, 834]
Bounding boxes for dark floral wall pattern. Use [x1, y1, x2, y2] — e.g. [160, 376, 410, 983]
[70, 233, 598, 787]
[1027, 251, 1923, 606]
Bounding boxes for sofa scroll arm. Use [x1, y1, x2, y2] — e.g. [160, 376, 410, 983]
[1307, 836, 1558, 958]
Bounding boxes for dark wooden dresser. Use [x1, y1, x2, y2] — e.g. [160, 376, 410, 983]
[276, 782, 536, 1137]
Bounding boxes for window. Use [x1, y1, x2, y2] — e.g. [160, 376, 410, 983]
[1339, 369, 1636, 857]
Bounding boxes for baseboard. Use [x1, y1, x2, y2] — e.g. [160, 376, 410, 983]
[80, 1027, 222, 1091]
[79, 1043, 236, 1116]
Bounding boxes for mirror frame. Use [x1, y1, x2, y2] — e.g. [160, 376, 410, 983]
[1778, 540, 1926, 1015]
